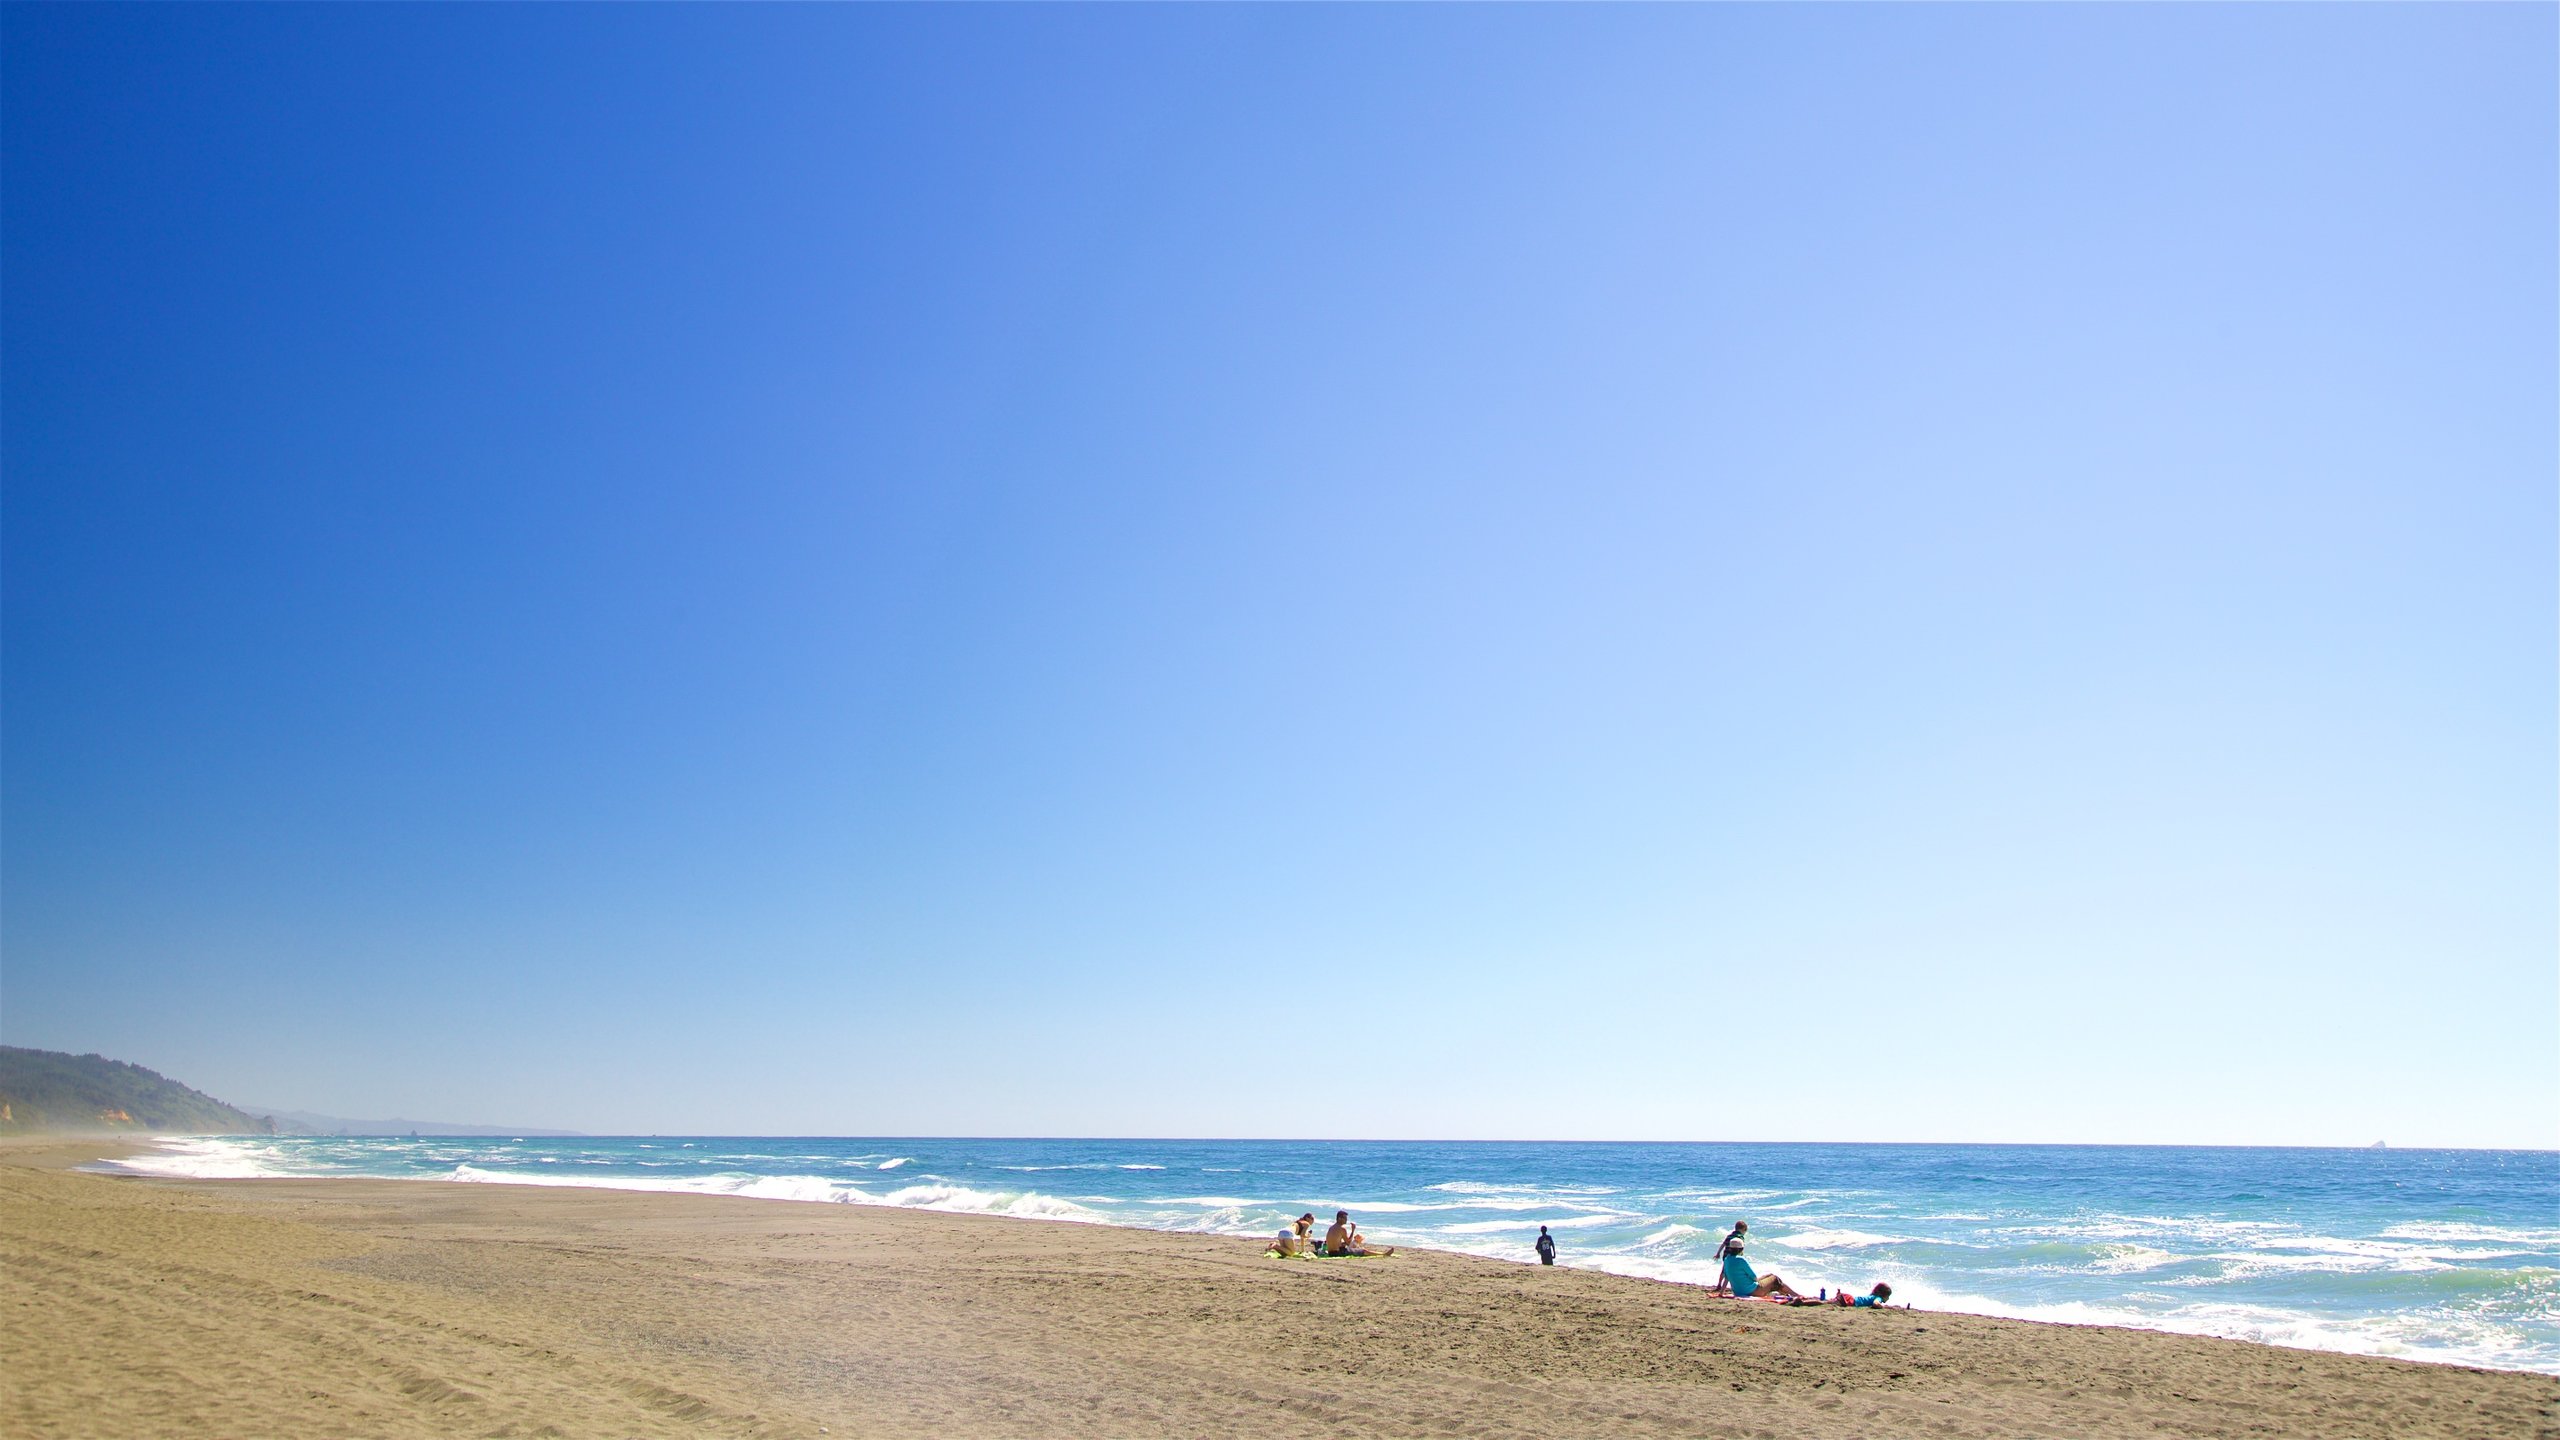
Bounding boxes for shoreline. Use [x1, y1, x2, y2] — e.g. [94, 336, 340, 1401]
[9, 1140, 2556, 1438]
[80, 1127, 2560, 1373]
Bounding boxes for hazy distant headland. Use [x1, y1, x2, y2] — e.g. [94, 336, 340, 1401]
[0, 1046, 574, 1137]
[243, 1107, 582, 1139]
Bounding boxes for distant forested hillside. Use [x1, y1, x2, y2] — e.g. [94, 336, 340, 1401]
[0, 1046, 276, 1134]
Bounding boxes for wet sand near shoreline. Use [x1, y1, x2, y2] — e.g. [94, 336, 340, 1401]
[6, 1141, 2554, 1439]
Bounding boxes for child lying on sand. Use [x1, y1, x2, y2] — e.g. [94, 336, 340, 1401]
[1775, 1283, 1897, 1308]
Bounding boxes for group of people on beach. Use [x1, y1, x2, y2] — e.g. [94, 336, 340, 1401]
[1270, 1210, 1396, 1257]
[1265, 1211, 1893, 1307]
[1709, 1220, 1893, 1307]
[1264, 1211, 1893, 1307]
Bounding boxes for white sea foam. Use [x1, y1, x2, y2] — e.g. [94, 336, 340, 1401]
[2177, 1245, 2502, 1281]
[998, 1160, 1163, 1172]
[1413, 1244, 2545, 1373]
[878, 1158, 911, 1170]
[2090, 1244, 2179, 1274]
[89, 1138, 286, 1180]
[1427, 1181, 1617, 1197]
[1660, 1189, 1785, 1204]
[2201, 1233, 2539, 1275]
[2025, 1215, 2293, 1243]
[1340, 1196, 1620, 1215]
[1436, 1214, 1626, 1235]
[432, 1163, 1104, 1222]
[879, 1183, 1100, 1221]
[2383, 1221, 2560, 1245]
[730, 1175, 869, 1206]
[1767, 1227, 1901, 1251]
[1577, 1252, 1718, 1286]
[1880, 1276, 2548, 1373]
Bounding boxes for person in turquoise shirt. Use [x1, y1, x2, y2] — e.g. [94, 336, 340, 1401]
[1716, 1228, 1806, 1299]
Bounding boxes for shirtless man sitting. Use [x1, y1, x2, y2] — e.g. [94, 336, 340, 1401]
[1322, 1210, 1396, 1256]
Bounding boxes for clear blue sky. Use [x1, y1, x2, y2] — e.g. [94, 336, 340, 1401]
[4, 5, 2551, 1146]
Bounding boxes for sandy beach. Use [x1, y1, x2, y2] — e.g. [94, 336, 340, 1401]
[5, 1142, 2552, 1440]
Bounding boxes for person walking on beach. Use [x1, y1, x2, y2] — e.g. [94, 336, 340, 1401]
[1534, 1226, 1557, 1265]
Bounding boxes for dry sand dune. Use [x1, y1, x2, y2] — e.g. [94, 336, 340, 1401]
[5, 1142, 2554, 1439]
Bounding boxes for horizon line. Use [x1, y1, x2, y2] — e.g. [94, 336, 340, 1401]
[213, 1131, 2559, 1154]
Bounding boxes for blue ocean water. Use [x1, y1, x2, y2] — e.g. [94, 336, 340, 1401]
[105, 1136, 2558, 1373]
